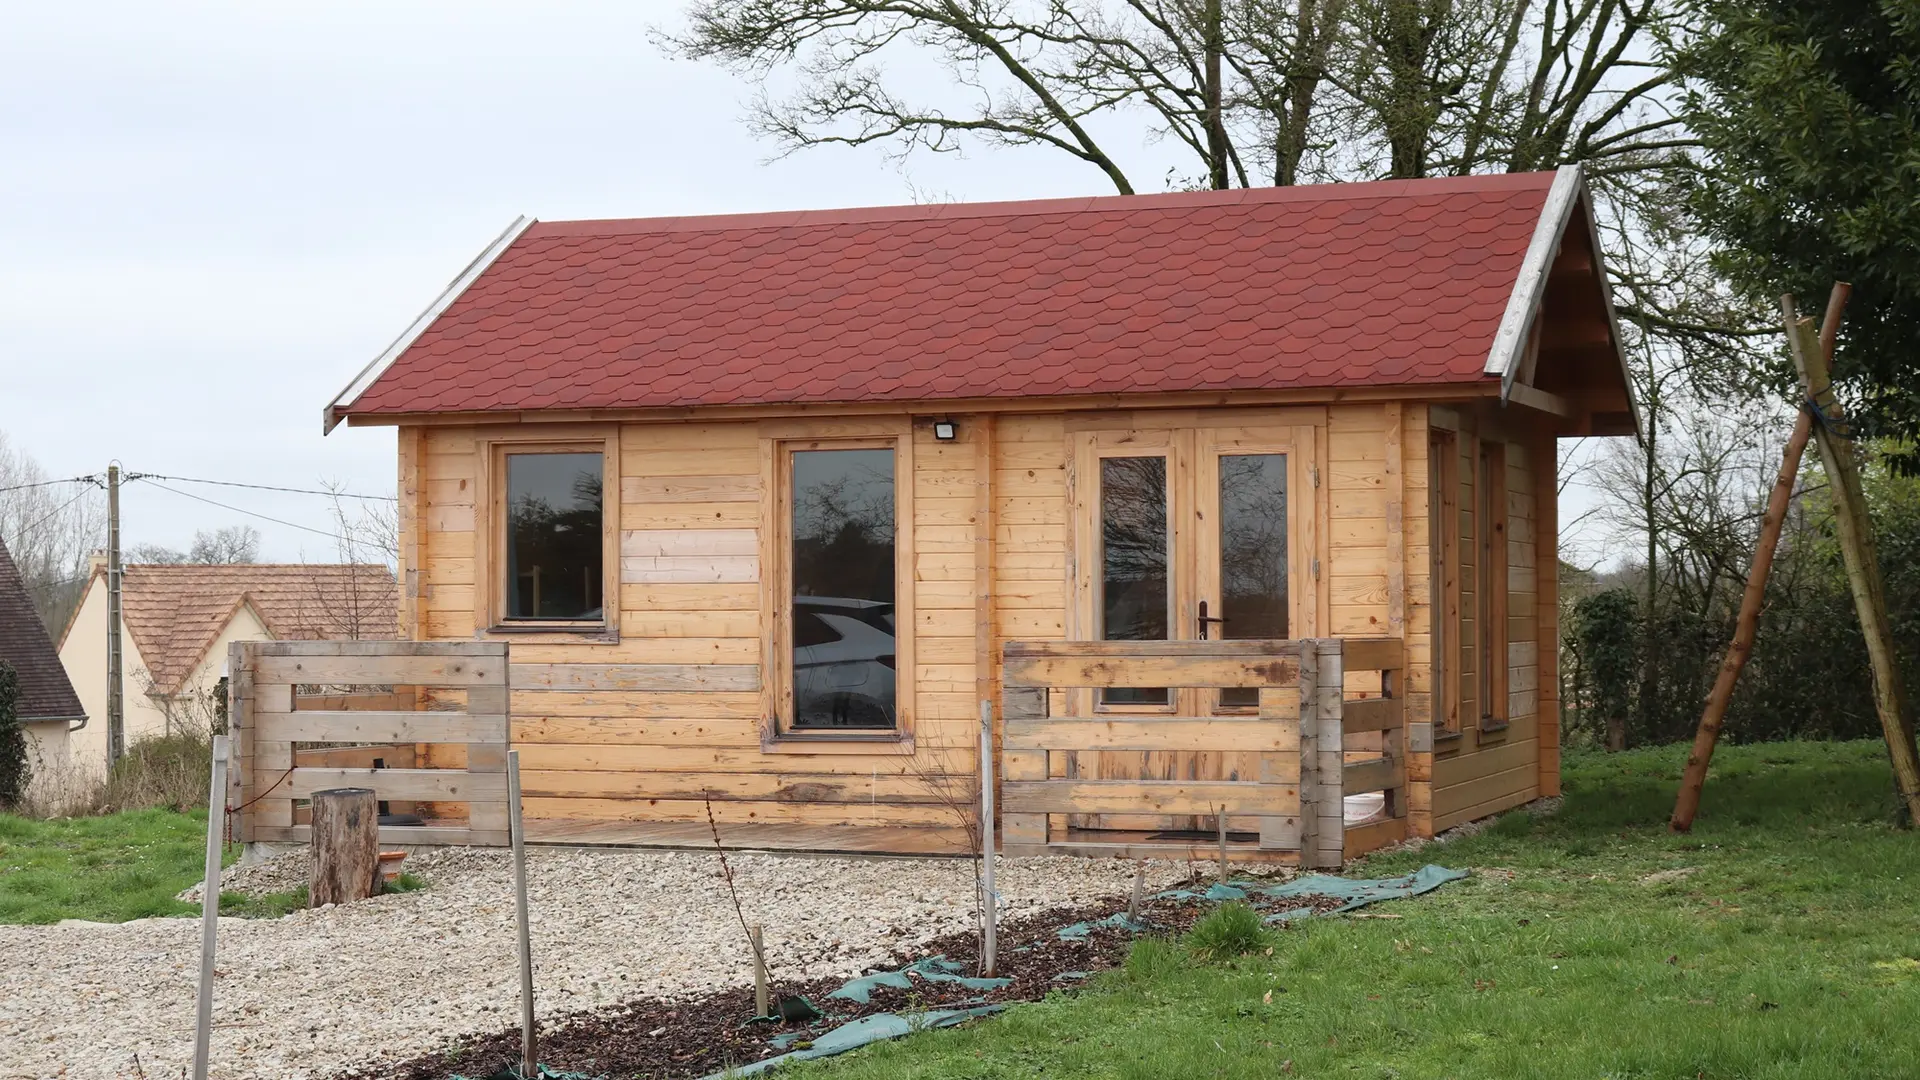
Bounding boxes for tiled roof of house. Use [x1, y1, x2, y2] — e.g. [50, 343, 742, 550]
[0, 537, 86, 722]
[335, 172, 1558, 419]
[117, 564, 398, 696]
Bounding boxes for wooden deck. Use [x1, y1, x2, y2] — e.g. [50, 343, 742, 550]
[524, 818, 975, 858]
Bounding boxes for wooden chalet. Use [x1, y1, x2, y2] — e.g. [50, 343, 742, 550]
[283, 166, 1635, 865]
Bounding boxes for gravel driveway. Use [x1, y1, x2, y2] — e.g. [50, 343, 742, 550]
[2, 848, 1189, 1080]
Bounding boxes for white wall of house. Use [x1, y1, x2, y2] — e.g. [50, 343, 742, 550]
[59, 575, 272, 773]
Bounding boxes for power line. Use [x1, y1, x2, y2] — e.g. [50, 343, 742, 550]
[0, 474, 101, 495]
[130, 477, 356, 545]
[128, 472, 397, 502]
[2, 486, 98, 544]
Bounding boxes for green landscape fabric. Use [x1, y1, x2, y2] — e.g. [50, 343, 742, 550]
[824, 956, 1012, 1005]
[706, 1007, 1005, 1079]
[1059, 864, 1468, 937]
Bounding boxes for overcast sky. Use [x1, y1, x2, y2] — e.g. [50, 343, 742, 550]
[2, 1, 1613, 565]
[1, 1, 1196, 561]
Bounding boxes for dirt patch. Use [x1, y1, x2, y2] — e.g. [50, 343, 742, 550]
[363, 889, 1350, 1080]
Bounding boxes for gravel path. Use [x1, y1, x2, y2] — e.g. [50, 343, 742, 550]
[2, 848, 1193, 1080]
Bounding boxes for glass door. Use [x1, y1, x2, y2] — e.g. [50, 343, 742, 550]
[1068, 422, 1315, 835]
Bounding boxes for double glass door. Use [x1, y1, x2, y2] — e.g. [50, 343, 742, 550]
[1068, 423, 1317, 833]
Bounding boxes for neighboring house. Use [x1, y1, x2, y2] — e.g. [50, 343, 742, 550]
[58, 560, 397, 768]
[0, 536, 87, 772]
[320, 167, 1636, 858]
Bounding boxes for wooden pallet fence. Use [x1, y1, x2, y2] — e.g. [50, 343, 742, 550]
[1332, 638, 1411, 861]
[999, 637, 1405, 868]
[229, 640, 510, 846]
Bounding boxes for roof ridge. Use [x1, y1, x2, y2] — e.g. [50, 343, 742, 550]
[528, 171, 1557, 239]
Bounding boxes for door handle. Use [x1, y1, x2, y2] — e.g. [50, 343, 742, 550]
[1197, 600, 1228, 640]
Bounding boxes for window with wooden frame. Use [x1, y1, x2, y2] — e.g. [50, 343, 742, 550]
[1477, 441, 1510, 734]
[765, 427, 913, 746]
[1430, 427, 1462, 740]
[474, 428, 620, 638]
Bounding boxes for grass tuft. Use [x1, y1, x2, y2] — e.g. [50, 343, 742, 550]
[1184, 901, 1269, 962]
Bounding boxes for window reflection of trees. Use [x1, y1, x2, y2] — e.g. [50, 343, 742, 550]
[1100, 456, 1168, 642]
[792, 450, 895, 604]
[506, 458, 602, 619]
[1219, 455, 1288, 639]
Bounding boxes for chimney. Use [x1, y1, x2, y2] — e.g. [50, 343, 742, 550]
[88, 549, 108, 575]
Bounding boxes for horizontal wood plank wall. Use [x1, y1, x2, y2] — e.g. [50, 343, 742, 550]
[1430, 420, 1543, 831]
[408, 419, 984, 832]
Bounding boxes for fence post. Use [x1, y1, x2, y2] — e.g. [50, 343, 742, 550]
[192, 734, 231, 1080]
[978, 699, 998, 976]
[1296, 642, 1321, 863]
[1312, 640, 1347, 868]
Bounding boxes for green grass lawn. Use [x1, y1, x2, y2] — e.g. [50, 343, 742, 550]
[0, 808, 407, 923]
[796, 740, 1920, 1079]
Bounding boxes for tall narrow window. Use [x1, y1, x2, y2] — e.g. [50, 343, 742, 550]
[788, 447, 897, 731]
[1218, 454, 1288, 707]
[1478, 443, 1509, 730]
[1430, 429, 1461, 736]
[504, 451, 603, 621]
[1100, 455, 1170, 705]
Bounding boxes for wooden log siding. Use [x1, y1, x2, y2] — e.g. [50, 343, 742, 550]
[230, 640, 510, 847]
[389, 402, 1517, 851]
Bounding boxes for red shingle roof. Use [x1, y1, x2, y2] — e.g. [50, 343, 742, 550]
[339, 173, 1556, 418]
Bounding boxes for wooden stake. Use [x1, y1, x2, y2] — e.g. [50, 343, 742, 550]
[1672, 285, 1849, 832]
[978, 699, 998, 977]
[1785, 296, 1920, 825]
[1127, 861, 1146, 923]
[191, 734, 230, 1080]
[751, 925, 768, 1019]
[308, 788, 378, 906]
[1216, 807, 1228, 883]
[507, 750, 537, 1077]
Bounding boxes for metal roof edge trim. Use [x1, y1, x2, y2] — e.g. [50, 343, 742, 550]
[322, 214, 536, 435]
[1485, 164, 1584, 393]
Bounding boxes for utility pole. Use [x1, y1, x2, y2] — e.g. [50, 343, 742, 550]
[107, 463, 124, 766]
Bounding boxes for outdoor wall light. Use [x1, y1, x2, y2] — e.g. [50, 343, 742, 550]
[932, 418, 959, 441]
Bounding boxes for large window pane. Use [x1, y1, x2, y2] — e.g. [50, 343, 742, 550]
[1219, 454, 1288, 707]
[1101, 456, 1169, 705]
[505, 452, 603, 621]
[791, 448, 897, 730]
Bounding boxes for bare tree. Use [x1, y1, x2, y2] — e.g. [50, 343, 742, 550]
[129, 525, 262, 566]
[668, 0, 1691, 189]
[188, 525, 261, 564]
[0, 432, 104, 633]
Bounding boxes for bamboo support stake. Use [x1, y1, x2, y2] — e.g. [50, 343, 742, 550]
[1127, 861, 1146, 923]
[978, 699, 998, 977]
[751, 925, 768, 1019]
[1672, 285, 1849, 832]
[1784, 297, 1920, 825]
[192, 735, 230, 1080]
[507, 750, 536, 1078]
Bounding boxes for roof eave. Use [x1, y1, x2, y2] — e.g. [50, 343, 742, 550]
[323, 215, 537, 435]
[1482, 163, 1641, 440]
[1485, 164, 1585, 394]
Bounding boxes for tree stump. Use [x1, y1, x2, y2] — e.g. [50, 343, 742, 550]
[310, 787, 380, 906]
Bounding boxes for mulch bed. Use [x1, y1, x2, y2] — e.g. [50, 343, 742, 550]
[360, 883, 1350, 1080]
